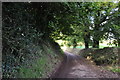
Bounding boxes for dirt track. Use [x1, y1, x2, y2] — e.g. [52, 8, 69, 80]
[51, 51, 119, 79]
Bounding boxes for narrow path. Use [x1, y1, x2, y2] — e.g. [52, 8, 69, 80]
[52, 51, 119, 79]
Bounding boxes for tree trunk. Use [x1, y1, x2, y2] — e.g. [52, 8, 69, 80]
[73, 39, 77, 48]
[84, 37, 89, 49]
[117, 39, 120, 47]
[93, 38, 99, 48]
[83, 31, 90, 49]
[92, 24, 100, 48]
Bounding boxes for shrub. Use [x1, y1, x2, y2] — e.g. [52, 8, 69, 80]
[80, 48, 119, 65]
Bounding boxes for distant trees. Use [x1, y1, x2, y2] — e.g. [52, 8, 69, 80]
[61, 2, 120, 48]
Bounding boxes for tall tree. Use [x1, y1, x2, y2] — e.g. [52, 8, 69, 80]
[92, 2, 119, 48]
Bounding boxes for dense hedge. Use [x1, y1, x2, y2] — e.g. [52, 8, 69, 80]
[2, 3, 64, 78]
[80, 47, 120, 65]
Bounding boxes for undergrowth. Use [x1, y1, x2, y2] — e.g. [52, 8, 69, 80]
[18, 41, 63, 78]
[101, 65, 120, 73]
[18, 55, 47, 78]
[80, 48, 119, 65]
[80, 47, 120, 73]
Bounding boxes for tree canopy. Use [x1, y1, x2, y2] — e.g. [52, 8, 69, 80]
[55, 2, 120, 48]
[3, 2, 120, 55]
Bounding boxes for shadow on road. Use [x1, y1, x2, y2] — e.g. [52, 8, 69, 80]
[51, 51, 119, 79]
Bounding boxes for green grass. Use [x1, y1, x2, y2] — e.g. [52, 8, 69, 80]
[70, 44, 116, 49]
[101, 65, 120, 73]
[111, 68, 120, 73]
[17, 47, 61, 78]
[18, 56, 47, 78]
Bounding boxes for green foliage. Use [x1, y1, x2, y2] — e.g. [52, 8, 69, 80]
[61, 2, 120, 48]
[2, 2, 120, 78]
[19, 56, 47, 78]
[17, 42, 63, 78]
[2, 2, 66, 78]
[111, 68, 120, 73]
[80, 48, 119, 65]
[2, 3, 43, 78]
[102, 66, 120, 73]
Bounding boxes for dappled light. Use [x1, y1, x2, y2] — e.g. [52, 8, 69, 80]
[2, 1, 120, 79]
